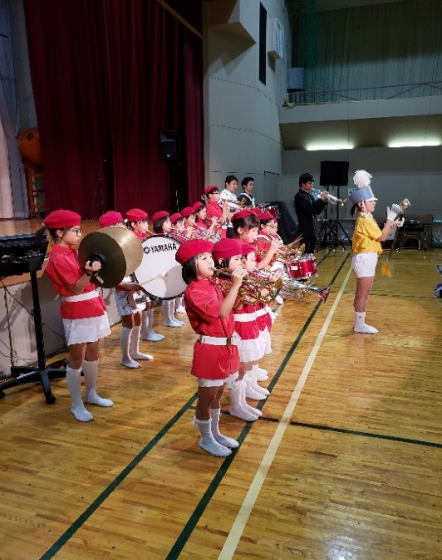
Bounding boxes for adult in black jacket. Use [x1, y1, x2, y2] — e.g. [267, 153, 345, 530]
[294, 173, 328, 254]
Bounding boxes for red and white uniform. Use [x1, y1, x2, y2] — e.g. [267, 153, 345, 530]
[184, 278, 239, 380]
[233, 304, 264, 364]
[134, 231, 149, 241]
[206, 200, 226, 238]
[255, 301, 273, 355]
[45, 245, 110, 345]
[115, 276, 139, 316]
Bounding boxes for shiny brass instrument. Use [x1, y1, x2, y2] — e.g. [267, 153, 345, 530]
[311, 188, 347, 207]
[252, 269, 330, 304]
[190, 227, 221, 243]
[213, 267, 282, 305]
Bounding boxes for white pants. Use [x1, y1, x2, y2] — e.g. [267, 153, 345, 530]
[197, 373, 236, 387]
[352, 252, 378, 278]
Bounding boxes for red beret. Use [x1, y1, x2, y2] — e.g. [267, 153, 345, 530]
[241, 242, 256, 256]
[204, 185, 219, 196]
[250, 208, 261, 216]
[181, 206, 196, 219]
[170, 212, 182, 224]
[175, 239, 213, 265]
[192, 201, 204, 212]
[126, 208, 148, 222]
[258, 212, 275, 221]
[99, 211, 123, 227]
[152, 211, 170, 222]
[231, 209, 255, 221]
[212, 238, 242, 260]
[43, 209, 81, 229]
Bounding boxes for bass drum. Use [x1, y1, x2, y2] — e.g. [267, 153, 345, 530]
[133, 235, 186, 300]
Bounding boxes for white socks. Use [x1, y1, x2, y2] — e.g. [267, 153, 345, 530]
[120, 327, 141, 368]
[175, 296, 186, 314]
[229, 378, 261, 421]
[354, 312, 378, 334]
[66, 361, 112, 422]
[83, 360, 113, 408]
[163, 300, 183, 327]
[194, 417, 231, 457]
[210, 408, 239, 448]
[129, 326, 153, 361]
[256, 367, 268, 381]
[66, 366, 93, 422]
[141, 309, 165, 342]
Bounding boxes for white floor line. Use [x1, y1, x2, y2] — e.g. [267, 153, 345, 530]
[218, 265, 352, 560]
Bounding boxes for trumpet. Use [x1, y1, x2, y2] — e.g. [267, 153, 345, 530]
[212, 267, 282, 305]
[311, 188, 347, 207]
[253, 269, 330, 304]
[190, 227, 221, 243]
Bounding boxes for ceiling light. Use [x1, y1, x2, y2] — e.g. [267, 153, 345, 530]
[388, 140, 441, 148]
[306, 143, 354, 151]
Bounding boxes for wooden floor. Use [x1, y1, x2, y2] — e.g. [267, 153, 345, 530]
[1, 237, 442, 559]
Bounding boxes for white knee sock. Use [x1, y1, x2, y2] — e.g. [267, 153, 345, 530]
[251, 365, 269, 396]
[245, 372, 267, 400]
[120, 327, 141, 368]
[210, 408, 239, 447]
[164, 300, 183, 327]
[66, 366, 93, 422]
[130, 326, 153, 361]
[354, 312, 378, 334]
[194, 417, 231, 457]
[83, 360, 113, 407]
[141, 309, 165, 341]
[229, 379, 259, 421]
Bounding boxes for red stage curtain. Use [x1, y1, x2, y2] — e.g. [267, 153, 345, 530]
[23, 0, 203, 218]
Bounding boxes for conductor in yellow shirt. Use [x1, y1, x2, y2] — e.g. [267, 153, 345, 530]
[350, 170, 404, 334]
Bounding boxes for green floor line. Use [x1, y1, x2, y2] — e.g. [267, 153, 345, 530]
[166, 253, 349, 559]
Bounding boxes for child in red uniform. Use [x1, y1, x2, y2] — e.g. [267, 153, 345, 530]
[99, 211, 153, 368]
[212, 239, 267, 422]
[193, 201, 218, 234]
[126, 209, 164, 343]
[170, 212, 184, 233]
[176, 239, 247, 457]
[232, 210, 278, 380]
[205, 185, 228, 238]
[44, 209, 113, 422]
[152, 210, 184, 328]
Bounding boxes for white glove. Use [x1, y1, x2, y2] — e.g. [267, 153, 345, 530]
[395, 217, 405, 228]
[386, 204, 401, 222]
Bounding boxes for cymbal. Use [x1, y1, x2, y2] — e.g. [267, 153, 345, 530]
[78, 227, 143, 288]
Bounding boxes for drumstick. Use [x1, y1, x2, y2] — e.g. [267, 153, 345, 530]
[139, 272, 167, 287]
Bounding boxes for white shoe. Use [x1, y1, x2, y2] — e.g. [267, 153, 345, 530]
[120, 358, 141, 369]
[143, 331, 165, 342]
[176, 306, 186, 314]
[163, 319, 183, 328]
[354, 324, 378, 334]
[256, 368, 268, 381]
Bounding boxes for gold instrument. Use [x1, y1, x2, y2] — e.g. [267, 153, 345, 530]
[190, 227, 221, 243]
[78, 227, 143, 288]
[252, 269, 330, 304]
[212, 268, 282, 305]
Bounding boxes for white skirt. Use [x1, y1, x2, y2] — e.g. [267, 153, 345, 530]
[198, 372, 236, 387]
[352, 252, 378, 278]
[259, 326, 272, 355]
[238, 337, 264, 363]
[63, 313, 111, 346]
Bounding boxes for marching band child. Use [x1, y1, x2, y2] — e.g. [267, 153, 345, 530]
[205, 185, 228, 238]
[99, 211, 153, 368]
[43, 209, 113, 422]
[175, 239, 247, 457]
[350, 170, 404, 334]
[126, 208, 164, 342]
[170, 212, 184, 232]
[232, 210, 278, 380]
[193, 201, 218, 234]
[180, 206, 197, 237]
[152, 210, 184, 328]
[212, 239, 265, 422]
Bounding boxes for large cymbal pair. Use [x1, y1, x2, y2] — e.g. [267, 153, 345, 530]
[78, 227, 143, 288]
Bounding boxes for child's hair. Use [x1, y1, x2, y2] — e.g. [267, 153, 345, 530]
[47, 227, 70, 241]
[232, 213, 260, 234]
[182, 256, 198, 284]
[225, 174, 238, 185]
[215, 257, 232, 270]
[350, 203, 359, 217]
[241, 176, 254, 189]
[260, 218, 274, 228]
[128, 219, 147, 230]
[153, 216, 169, 234]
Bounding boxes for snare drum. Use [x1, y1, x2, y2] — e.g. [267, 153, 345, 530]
[133, 235, 186, 300]
[288, 255, 318, 280]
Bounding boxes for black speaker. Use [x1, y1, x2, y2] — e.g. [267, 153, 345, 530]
[320, 161, 349, 186]
[160, 130, 181, 161]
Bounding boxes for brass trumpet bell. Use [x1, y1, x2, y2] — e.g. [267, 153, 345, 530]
[78, 227, 143, 288]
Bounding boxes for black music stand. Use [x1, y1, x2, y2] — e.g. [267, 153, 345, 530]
[317, 186, 350, 249]
[0, 234, 66, 404]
